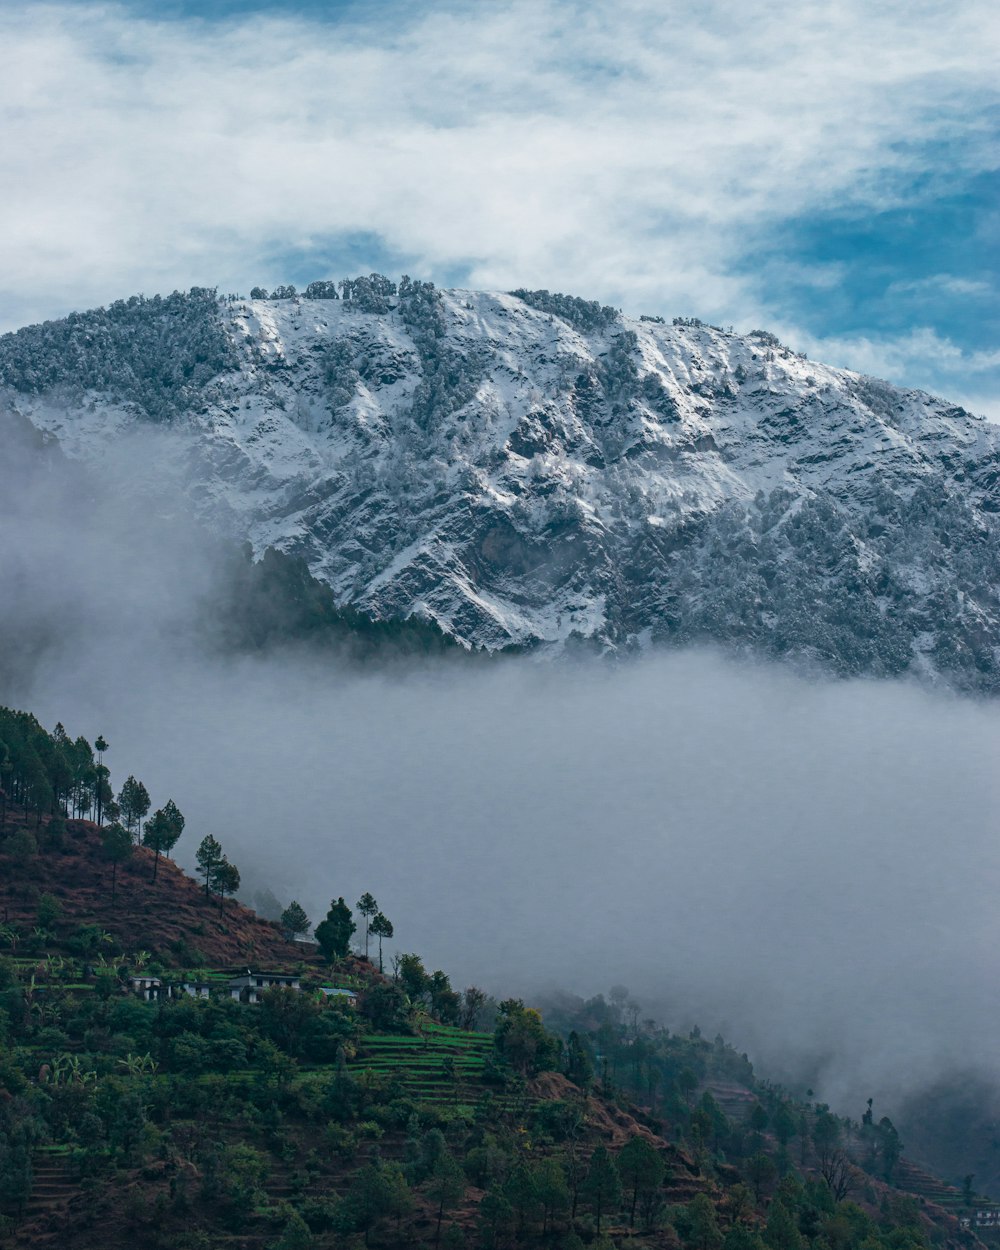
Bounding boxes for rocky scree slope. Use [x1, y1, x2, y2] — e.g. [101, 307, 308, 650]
[3, 281, 1000, 689]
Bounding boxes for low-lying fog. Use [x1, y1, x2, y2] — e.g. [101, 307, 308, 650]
[4, 416, 999, 1135]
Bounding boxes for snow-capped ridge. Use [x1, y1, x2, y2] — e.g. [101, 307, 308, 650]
[2, 281, 998, 689]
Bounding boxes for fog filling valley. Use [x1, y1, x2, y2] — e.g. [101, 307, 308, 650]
[4, 421, 1000, 1145]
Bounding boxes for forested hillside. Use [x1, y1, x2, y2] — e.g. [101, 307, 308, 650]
[0, 703, 992, 1248]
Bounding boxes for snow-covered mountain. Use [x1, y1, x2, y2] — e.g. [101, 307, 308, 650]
[4, 279, 1000, 688]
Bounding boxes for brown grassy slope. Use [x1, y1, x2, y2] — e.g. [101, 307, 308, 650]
[0, 809, 311, 968]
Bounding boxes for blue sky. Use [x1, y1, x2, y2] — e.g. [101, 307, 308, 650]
[759, 170, 998, 355]
[1, 0, 998, 413]
[134, 0, 370, 16]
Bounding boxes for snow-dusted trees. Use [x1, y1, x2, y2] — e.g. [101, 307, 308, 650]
[509, 288, 619, 333]
[0, 288, 235, 422]
[340, 273, 396, 313]
[324, 339, 361, 408]
[398, 277, 487, 428]
[304, 280, 339, 299]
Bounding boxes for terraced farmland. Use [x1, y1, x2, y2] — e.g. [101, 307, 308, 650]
[350, 1024, 528, 1111]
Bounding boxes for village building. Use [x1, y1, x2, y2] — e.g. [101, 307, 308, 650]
[174, 980, 212, 999]
[130, 975, 162, 1002]
[227, 970, 301, 1003]
[960, 1210, 1000, 1230]
[318, 986, 357, 1005]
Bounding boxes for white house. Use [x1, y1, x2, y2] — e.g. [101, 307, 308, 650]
[227, 970, 301, 1004]
[174, 981, 212, 1000]
[130, 975, 162, 1001]
[960, 1211, 1000, 1230]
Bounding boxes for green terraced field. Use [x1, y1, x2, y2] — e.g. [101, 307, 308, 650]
[347, 1025, 531, 1110]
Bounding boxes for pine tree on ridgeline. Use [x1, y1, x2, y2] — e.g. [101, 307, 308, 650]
[93, 735, 109, 825]
[370, 911, 393, 972]
[101, 822, 132, 903]
[280, 900, 311, 940]
[117, 775, 151, 843]
[214, 858, 240, 913]
[142, 799, 185, 883]
[357, 892, 378, 958]
[196, 834, 224, 897]
[314, 897, 355, 963]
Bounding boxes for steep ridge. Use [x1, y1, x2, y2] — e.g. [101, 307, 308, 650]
[3, 281, 999, 687]
[0, 809, 308, 969]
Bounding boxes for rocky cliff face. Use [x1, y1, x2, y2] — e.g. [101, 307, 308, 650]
[4, 281, 1000, 687]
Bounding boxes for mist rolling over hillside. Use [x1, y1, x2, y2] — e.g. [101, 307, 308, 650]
[3, 1, 1000, 1243]
[20, 638, 1000, 1109]
[4, 390, 1000, 1192]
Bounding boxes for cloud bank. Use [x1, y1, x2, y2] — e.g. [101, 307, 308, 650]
[1, 0, 998, 407]
[4, 426, 1000, 1131]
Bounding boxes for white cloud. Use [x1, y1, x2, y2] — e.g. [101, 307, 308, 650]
[0, 0, 997, 399]
[886, 274, 994, 298]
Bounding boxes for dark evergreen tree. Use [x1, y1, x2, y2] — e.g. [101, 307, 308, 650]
[686, 1193, 724, 1250]
[460, 985, 487, 1031]
[314, 897, 355, 962]
[534, 1156, 570, 1236]
[618, 1134, 666, 1227]
[117, 775, 151, 843]
[370, 911, 393, 972]
[214, 858, 241, 913]
[356, 892, 378, 958]
[426, 1152, 465, 1248]
[764, 1200, 803, 1250]
[195, 834, 224, 898]
[566, 1029, 594, 1088]
[581, 1144, 622, 1235]
[503, 1158, 542, 1239]
[101, 822, 132, 902]
[142, 799, 185, 882]
[280, 900, 310, 939]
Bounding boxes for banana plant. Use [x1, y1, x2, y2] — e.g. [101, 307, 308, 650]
[52, 1053, 97, 1086]
[30, 998, 62, 1027]
[118, 1052, 159, 1077]
[411, 1006, 432, 1041]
